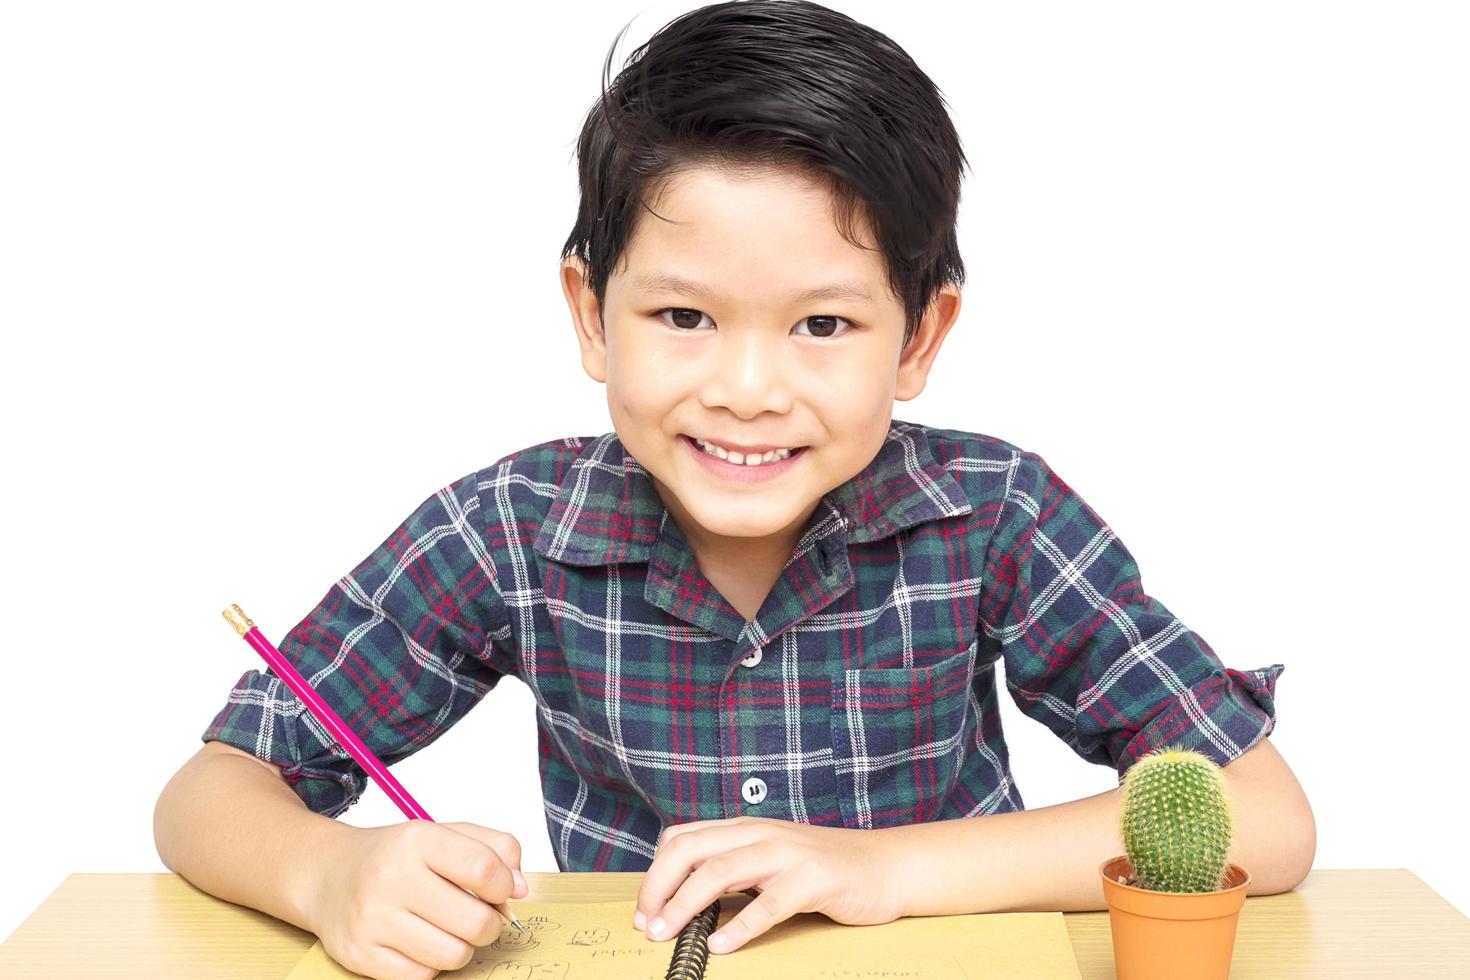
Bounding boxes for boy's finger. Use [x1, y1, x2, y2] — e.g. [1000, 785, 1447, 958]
[407, 866, 513, 948]
[705, 879, 803, 954]
[635, 825, 761, 931]
[442, 822, 524, 871]
[655, 816, 744, 848]
[439, 823, 527, 896]
[643, 842, 771, 942]
[425, 829, 516, 905]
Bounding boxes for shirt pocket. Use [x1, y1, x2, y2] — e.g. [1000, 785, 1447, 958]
[829, 639, 979, 830]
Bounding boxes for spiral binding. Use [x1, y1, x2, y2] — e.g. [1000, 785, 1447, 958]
[664, 898, 722, 980]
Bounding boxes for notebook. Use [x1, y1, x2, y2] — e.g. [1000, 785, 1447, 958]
[285, 891, 1083, 979]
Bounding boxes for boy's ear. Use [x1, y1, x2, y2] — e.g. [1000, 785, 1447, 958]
[560, 256, 608, 383]
[895, 284, 962, 402]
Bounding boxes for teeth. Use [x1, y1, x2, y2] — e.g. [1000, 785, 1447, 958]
[693, 437, 797, 466]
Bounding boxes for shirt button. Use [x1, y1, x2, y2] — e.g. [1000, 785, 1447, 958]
[740, 648, 763, 668]
[741, 776, 768, 805]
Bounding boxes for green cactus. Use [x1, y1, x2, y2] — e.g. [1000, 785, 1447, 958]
[1117, 745, 1234, 893]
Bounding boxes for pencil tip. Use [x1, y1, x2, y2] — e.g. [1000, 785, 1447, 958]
[512, 916, 526, 934]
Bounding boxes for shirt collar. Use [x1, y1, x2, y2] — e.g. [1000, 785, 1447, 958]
[532, 418, 973, 567]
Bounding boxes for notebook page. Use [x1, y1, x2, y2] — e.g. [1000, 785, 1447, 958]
[287, 892, 1083, 979]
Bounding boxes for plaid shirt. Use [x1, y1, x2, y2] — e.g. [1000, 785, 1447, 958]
[203, 418, 1284, 871]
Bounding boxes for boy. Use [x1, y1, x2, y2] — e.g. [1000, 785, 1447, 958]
[155, 1, 1315, 975]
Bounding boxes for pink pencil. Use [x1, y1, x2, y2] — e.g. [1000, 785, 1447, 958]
[222, 602, 524, 934]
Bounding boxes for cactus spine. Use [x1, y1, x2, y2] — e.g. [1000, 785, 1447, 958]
[1118, 745, 1233, 893]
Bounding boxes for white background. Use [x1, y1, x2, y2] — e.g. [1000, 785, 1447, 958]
[2, 0, 1466, 945]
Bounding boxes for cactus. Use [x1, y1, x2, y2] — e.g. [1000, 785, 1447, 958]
[1117, 745, 1233, 893]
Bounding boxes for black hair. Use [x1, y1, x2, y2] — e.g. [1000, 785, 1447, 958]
[560, 0, 969, 350]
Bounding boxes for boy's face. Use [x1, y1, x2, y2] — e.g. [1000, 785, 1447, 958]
[560, 164, 960, 564]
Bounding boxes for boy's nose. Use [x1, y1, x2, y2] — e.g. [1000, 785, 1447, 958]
[704, 333, 792, 404]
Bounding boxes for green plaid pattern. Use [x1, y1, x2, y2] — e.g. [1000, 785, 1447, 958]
[203, 418, 1284, 871]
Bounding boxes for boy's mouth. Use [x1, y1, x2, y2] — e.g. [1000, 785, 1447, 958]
[680, 434, 808, 479]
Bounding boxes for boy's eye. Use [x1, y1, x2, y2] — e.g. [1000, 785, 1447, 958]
[652, 307, 854, 338]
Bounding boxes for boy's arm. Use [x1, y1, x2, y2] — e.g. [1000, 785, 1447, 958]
[979, 450, 1288, 781]
[930, 449, 1305, 913]
[193, 469, 513, 818]
[883, 736, 1316, 916]
[159, 468, 515, 925]
[153, 740, 354, 932]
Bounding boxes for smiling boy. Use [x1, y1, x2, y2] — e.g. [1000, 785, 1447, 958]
[156, 1, 1315, 975]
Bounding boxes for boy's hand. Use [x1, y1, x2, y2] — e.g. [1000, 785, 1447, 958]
[304, 820, 529, 980]
[633, 815, 907, 954]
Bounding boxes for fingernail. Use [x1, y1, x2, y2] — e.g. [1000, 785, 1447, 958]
[512, 869, 526, 891]
[633, 909, 646, 930]
[709, 931, 729, 952]
[648, 916, 666, 939]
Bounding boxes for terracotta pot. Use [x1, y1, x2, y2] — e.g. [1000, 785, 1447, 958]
[1098, 855, 1250, 980]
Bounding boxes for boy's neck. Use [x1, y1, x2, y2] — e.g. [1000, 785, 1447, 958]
[652, 478, 823, 617]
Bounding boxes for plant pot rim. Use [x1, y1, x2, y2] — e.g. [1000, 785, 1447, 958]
[1099, 854, 1251, 897]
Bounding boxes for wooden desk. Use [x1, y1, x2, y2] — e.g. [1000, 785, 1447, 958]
[1, 870, 1467, 978]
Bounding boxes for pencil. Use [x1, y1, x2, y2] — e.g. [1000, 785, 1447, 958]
[221, 602, 525, 935]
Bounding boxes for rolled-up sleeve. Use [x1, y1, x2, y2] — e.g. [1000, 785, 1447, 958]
[201, 468, 516, 817]
[978, 451, 1283, 780]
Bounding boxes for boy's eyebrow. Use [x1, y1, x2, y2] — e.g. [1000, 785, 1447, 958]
[631, 271, 874, 304]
